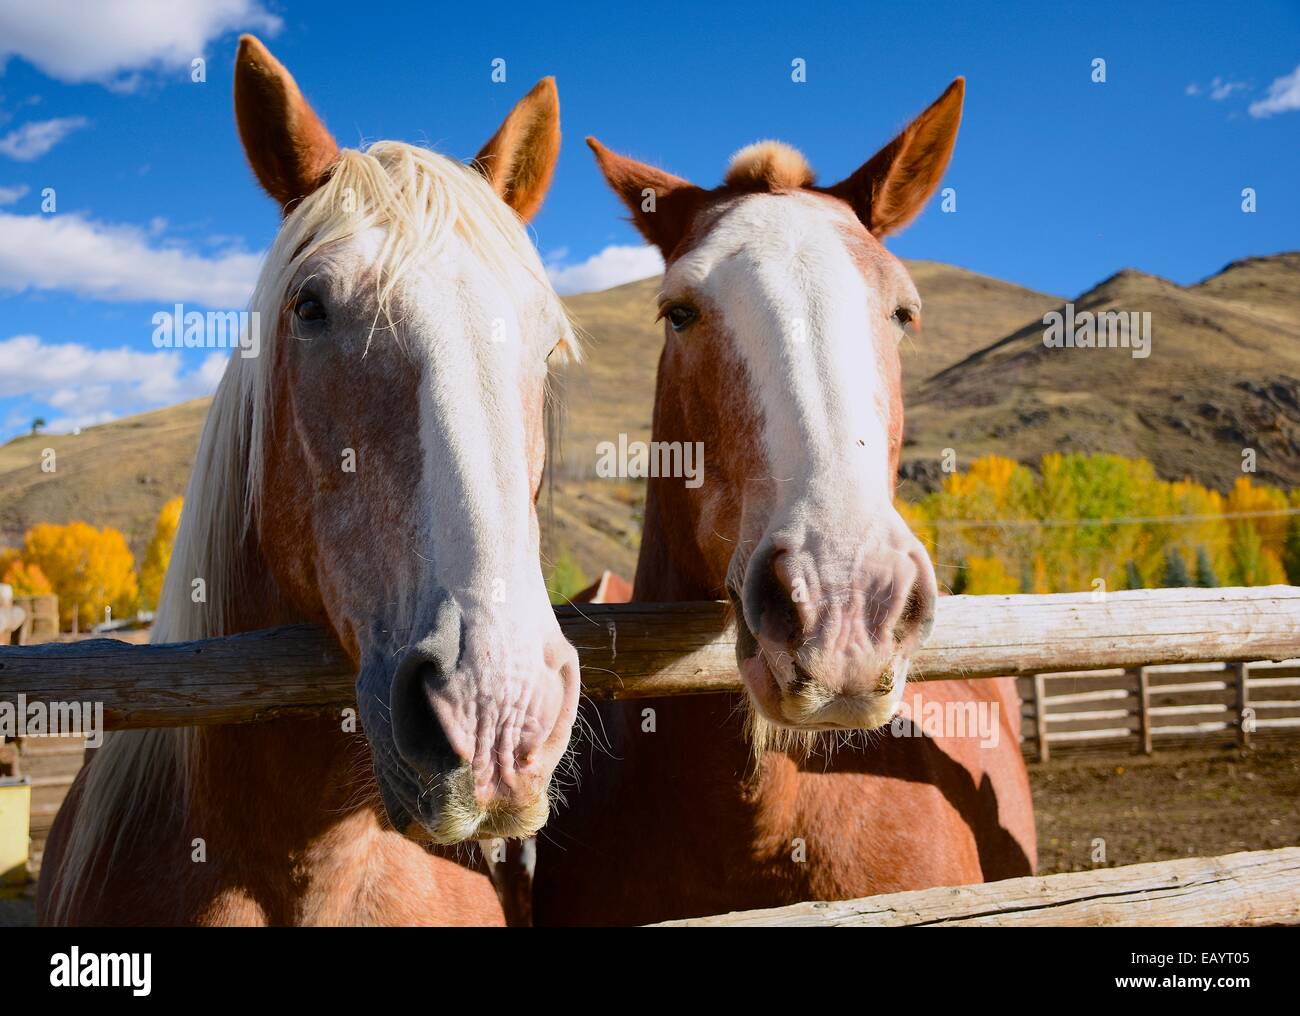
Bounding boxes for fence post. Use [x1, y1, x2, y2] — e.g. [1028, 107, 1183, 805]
[1233, 661, 1251, 749]
[1032, 673, 1049, 763]
[1133, 666, 1152, 756]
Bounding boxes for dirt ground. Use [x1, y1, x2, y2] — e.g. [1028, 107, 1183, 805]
[1031, 742, 1300, 874]
[3, 742, 1295, 926]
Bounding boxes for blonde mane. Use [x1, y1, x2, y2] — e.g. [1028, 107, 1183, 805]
[44, 142, 576, 923]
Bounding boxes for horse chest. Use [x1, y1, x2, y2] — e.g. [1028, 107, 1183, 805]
[537, 707, 996, 923]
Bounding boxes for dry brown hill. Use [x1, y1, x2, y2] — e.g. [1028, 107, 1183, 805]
[901, 259, 1064, 380]
[1190, 252, 1300, 323]
[0, 400, 207, 556]
[905, 252, 1300, 493]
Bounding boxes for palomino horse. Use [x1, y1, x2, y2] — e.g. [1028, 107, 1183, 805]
[39, 36, 579, 926]
[534, 80, 1036, 925]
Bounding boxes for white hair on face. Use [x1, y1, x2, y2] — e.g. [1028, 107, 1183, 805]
[668, 191, 892, 507]
[43, 142, 576, 924]
[666, 191, 903, 764]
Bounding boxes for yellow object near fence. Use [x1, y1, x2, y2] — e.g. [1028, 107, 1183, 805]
[0, 776, 31, 886]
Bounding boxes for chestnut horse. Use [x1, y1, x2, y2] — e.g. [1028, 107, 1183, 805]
[534, 80, 1036, 925]
[39, 36, 579, 925]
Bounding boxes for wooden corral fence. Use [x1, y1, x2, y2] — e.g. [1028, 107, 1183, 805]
[1017, 658, 1300, 762]
[2, 586, 1299, 729]
[2, 584, 1299, 925]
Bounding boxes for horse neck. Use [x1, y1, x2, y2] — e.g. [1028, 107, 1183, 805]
[633, 474, 719, 601]
[189, 532, 374, 852]
[628, 366, 800, 820]
[632, 357, 731, 602]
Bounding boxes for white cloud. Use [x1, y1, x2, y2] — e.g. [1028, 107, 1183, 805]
[0, 0, 280, 88]
[0, 116, 88, 160]
[0, 333, 226, 433]
[1184, 83, 1200, 97]
[546, 244, 664, 295]
[0, 210, 260, 306]
[1249, 64, 1300, 118]
[1208, 76, 1248, 101]
[0, 183, 27, 205]
[38, 410, 117, 434]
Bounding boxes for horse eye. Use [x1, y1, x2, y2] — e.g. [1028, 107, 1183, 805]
[663, 304, 698, 333]
[892, 306, 914, 327]
[294, 296, 327, 323]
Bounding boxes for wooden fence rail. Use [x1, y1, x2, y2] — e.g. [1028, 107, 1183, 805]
[657, 847, 1300, 926]
[1017, 659, 1300, 761]
[1, 586, 1298, 731]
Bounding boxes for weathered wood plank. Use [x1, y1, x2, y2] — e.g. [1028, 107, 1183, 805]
[1031, 672, 1050, 762]
[1234, 661, 1251, 748]
[656, 847, 1300, 927]
[1134, 666, 1152, 755]
[0, 586, 1297, 730]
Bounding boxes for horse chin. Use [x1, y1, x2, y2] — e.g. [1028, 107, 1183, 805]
[405, 808, 550, 846]
[738, 644, 905, 734]
[376, 761, 551, 846]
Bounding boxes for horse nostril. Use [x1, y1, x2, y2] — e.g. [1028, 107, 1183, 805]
[390, 661, 463, 776]
[897, 551, 937, 645]
[899, 584, 927, 633]
[746, 546, 800, 645]
[389, 601, 464, 777]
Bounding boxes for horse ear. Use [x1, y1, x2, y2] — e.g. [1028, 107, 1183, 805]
[586, 138, 705, 258]
[474, 77, 561, 222]
[824, 78, 964, 238]
[234, 35, 339, 214]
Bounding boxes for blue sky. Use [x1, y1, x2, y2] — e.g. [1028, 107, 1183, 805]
[0, 0, 1297, 440]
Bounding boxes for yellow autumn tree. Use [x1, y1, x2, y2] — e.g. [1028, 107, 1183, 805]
[905, 452, 1299, 595]
[928, 455, 1036, 592]
[1287, 488, 1300, 584]
[1224, 476, 1288, 585]
[0, 547, 19, 580]
[1167, 479, 1230, 586]
[962, 556, 1020, 595]
[22, 522, 138, 631]
[895, 498, 934, 554]
[2, 560, 54, 596]
[1030, 554, 1051, 594]
[138, 496, 183, 612]
[0, 546, 55, 596]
